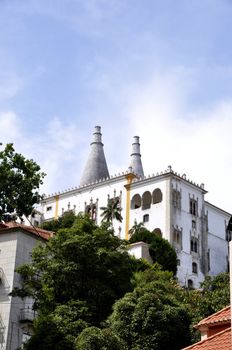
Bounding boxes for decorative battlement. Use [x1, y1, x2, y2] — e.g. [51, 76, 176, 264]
[42, 165, 206, 200]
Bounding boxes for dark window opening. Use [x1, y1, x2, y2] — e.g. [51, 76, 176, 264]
[192, 262, 198, 274]
[143, 214, 149, 223]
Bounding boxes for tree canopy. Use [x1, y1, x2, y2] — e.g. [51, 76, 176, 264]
[12, 215, 137, 349]
[100, 197, 123, 223]
[108, 267, 191, 350]
[129, 223, 177, 275]
[12, 213, 230, 350]
[0, 143, 45, 222]
[40, 210, 76, 232]
[183, 272, 230, 342]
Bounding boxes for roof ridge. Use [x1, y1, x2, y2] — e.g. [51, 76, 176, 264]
[197, 306, 231, 327]
[182, 327, 231, 350]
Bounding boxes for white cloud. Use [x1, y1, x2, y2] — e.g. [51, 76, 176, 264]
[0, 112, 83, 195]
[124, 69, 232, 213]
[0, 111, 22, 142]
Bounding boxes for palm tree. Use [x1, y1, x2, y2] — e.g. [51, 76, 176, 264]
[100, 197, 123, 223]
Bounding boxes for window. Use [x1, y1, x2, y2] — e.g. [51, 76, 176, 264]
[33, 220, 39, 227]
[207, 249, 210, 272]
[46, 206, 52, 212]
[142, 191, 152, 210]
[173, 190, 181, 209]
[190, 199, 197, 216]
[226, 229, 231, 242]
[188, 279, 193, 288]
[85, 203, 97, 222]
[131, 194, 141, 209]
[143, 214, 149, 223]
[192, 220, 196, 229]
[192, 262, 198, 274]
[190, 238, 198, 253]
[177, 259, 180, 266]
[153, 228, 162, 237]
[173, 228, 182, 247]
[152, 188, 162, 204]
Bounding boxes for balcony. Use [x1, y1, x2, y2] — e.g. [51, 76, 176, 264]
[19, 308, 36, 323]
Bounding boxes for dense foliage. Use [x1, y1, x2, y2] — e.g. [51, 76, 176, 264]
[40, 210, 76, 232]
[129, 223, 177, 274]
[184, 272, 230, 342]
[0, 143, 45, 221]
[76, 327, 125, 350]
[12, 213, 230, 350]
[108, 267, 191, 350]
[12, 215, 137, 349]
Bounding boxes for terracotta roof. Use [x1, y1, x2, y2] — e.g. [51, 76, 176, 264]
[182, 327, 231, 350]
[196, 306, 231, 328]
[0, 221, 53, 240]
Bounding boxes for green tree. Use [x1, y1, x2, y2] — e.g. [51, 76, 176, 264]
[12, 215, 137, 349]
[184, 272, 230, 342]
[76, 327, 125, 350]
[129, 223, 177, 275]
[100, 197, 123, 223]
[108, 267, 191, 350]
[0, 143, 45, 222]
[40, 210, 76, 232]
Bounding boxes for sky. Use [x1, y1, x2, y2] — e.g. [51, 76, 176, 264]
[0, 0, 232, 212]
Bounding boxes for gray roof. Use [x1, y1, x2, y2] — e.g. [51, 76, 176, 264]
[79, 126, 109, 186]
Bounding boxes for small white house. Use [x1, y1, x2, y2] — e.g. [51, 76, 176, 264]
[0, 222, 53, 350]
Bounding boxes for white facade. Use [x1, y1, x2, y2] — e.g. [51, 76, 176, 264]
[0, 226, 49, 350]
[36, 167, 231, 289]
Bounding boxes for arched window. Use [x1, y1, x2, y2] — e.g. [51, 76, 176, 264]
[192, 262, 198, 274]
[142, 191, 152, 210]
[153, 228, 162, 237]
[131, 194, 141, 209]
[188, 279, 193, 288]
[152, 188, 163, 204]
[85, 203, 97, 223]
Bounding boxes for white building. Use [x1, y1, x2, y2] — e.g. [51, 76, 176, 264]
[0, 222, 52, 350]
[35, 126, 231, 289]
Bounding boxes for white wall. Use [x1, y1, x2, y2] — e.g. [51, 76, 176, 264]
[0, 230, 44, 350]
[37, 172, 231, 290]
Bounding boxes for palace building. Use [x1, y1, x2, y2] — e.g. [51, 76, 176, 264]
[34, 126, 231, 288]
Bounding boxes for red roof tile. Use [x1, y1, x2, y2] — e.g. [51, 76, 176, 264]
[196, 306, 231, 328]
[182, 327, 231, 350]
[0, 221, 53, 240]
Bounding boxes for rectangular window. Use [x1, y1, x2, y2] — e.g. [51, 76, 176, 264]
[173, 229, 182, 248]
[190, 237, 198, 253]
[226, 229, 231, 242]
[143, 214, 149, 223]
[46, 206, 52, 212]
[189, 199, 197, 216]
[207, 249, 210, 272]
[172, 190, 181, 209]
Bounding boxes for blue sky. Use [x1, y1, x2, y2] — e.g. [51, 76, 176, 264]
[1, 0, 232, 212]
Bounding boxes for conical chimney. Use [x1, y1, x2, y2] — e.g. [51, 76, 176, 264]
[130, 136, 144, 177]
[80, 126, 109, 186]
